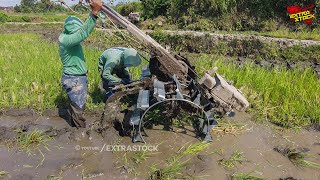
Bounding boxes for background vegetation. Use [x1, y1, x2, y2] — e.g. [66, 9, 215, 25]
[139, 0, 320, 31]
[14, 0, 66, 13]
[115, 1, 143, 16]
[1, 13, 69, 23]
[0, 0, 318, 34]
[4, 0, 320, 32]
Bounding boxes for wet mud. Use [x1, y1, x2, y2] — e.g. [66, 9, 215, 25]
[0, 111, 319, 180]
[0, 113, 126, 180]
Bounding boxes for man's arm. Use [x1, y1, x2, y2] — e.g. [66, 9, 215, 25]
[59, 0, 102, 47]
[102, 64, 122, 85]
[59, 14, 97, 47]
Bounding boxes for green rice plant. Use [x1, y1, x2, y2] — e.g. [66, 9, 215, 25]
[287, 151, 320, 168]
[232, 172, 266, 180]
[1, 33, 319, 128]
[180, 142, 210, 155]
[291, 156, 320, 168]
[274, 146, 320, 168]
[211, 121, 246, 136]
[0, 33, 146, 112]
[219, 150, 246, 169]
[149, 155, 189, 180]
[149, 142, 210, 179]
[14, 128, 52, 153]
[131, 150, 159, 164]
[192, 54, 320, 128]
[0, 171, 9, 179]
[116, 152, 139, 175]
[0, 33, 104, 111]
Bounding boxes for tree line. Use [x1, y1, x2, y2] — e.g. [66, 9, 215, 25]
[9, 0, 319, 30]
[12, 0, 142, 14]
[14, 0, 66, 13]
[141, 0, 318, 20]
[138, 0, 319, 30]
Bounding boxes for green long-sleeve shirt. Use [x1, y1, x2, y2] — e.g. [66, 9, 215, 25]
[59, 14, 97, 75]
[98, 48, 131, 84]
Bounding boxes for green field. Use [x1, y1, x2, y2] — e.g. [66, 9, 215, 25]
[0, 33, 103, 111]
[0, 33, 319, 128]
[1, 13, 71, 23]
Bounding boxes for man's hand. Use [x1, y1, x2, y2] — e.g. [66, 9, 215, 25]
[89, 0, 102, 16]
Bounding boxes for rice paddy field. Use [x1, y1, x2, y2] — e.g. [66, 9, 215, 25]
[0, 32, 319, 128]
[0, 22, 320, 180]
[0, 33, 103, 111]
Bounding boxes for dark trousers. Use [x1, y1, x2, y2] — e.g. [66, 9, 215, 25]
[62, 74, 88, 128]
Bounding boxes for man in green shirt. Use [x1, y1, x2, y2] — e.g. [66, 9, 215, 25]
[59, 0, 102, 128]
[98, 47, 141, 98]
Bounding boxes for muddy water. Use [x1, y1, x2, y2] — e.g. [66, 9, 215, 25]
[115, 112, 320, 179]
[0, 112, 319, 180]
[205, 113, 320, 180]
[0, 115, 126, 180]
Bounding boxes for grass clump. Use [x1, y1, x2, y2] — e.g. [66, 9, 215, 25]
[0, 12, 8, 23]
[289, 154, 320, 168]
[149, 155, 188, 180]
[116, 146, 159, 176]
[131, 150, 158, 165]
[14, 128, 52, 153]
[0, 171, 9, 179]
[274, 146, 320, 168]
[232, 172, 266, 180]
[149, 142, 210, 180]
[219, 150, 246, 169]
[180, 142, 211, 155]
[211, 121, 247, 136]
